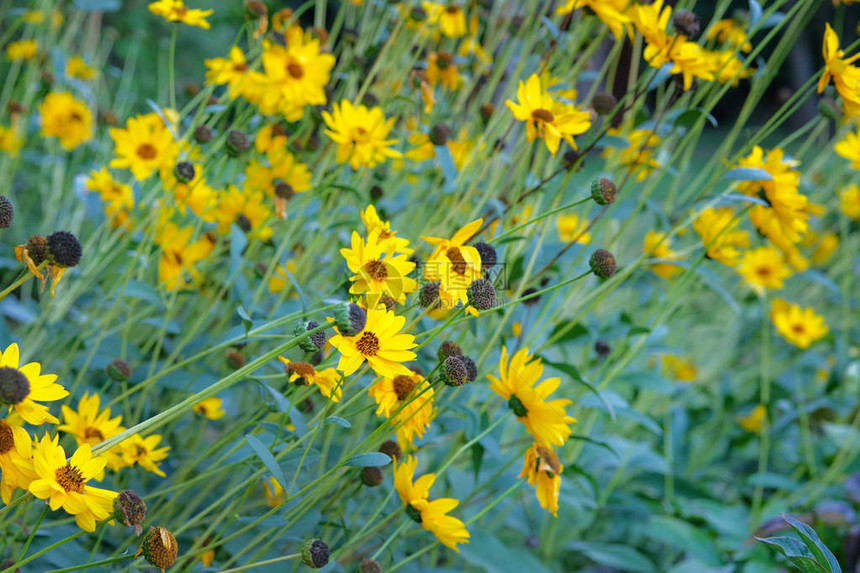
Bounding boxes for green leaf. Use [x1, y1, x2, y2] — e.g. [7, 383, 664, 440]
[549, 321, 590, 343]
[236, 306, 253, 336]
[568, 542, 657, 573]
[323, 416, 351, 428]
[781, 514, 842, 573]
[344, 452, 392, 467]
[646, 516, 721, 565]
[723, 167, 773, 181]
[541, 357, 616, 421]
[246, 434, 286, 491]
[756, 536, 828, 573]
[674, 109, 718, 128]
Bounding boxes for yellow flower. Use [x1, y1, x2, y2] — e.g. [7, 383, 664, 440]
[66, 56, 98, 80]
[245, 147, 312, 218]
[421, 219, 484, 307]
[59, 393, 126, 476]
[557, 0, 631, 39]
[512, 321, 522, 338]
[770, 299, 828, 349]
[506, 74, 592, 155]
[556, 213, 592, 244]
[85, 168, 134, 228]
[39, 92, 93, 150]
[0, 124, 25, 157]
[749, 206, 809, 272]
[818, 23, 860, 117]
[361, 204, 413, 254]
[738, 405, 766, 433]
[692, 207, 750, 267]
[5, 39, 37, 61]
[121, 434, 170, 477]
[487, 346, 576, 447]
[329, 307, 417, 378]
[426, 52, 462, 90]
[156, 222, 217, 291]
[394, 456, 470, 551]
[192, 396, 226, 420]
[806, 231, 839, 266]
[257, 27, 335, 120]
[267, 259, 298, 293]
[737, 246, 792, 291]
[643, 230, 683, 279]
[0, 343, 68, 425]
[322, 100, 401, 169]
[661, 354, 697, 382]
[603, 128, 661, 181]
[369, 372, 435, 449]
[835, 127, 860, 169]
[263, 476, 284, 507]
[520, 443, 563, 516]
[437, 5, 467, 38]
[278, 358, 343, 402]
[148, 0, 213, 29]
[340, 231, 418, 307]
[840, 184, 860, 220]
[0, 419, 36, 504]
[707, 19, 753, 52]
[212, 185, 273, 241]
[110, 114, 180, 181]
[205, 47, 258, 101]
[28, 434, 118, 532]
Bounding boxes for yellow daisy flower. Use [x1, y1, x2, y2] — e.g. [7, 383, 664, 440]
[369, 372, 435, 449]
[0, 418, 36, 503]
[85, 168, 134, 228]
[738, 404, 766, 433]
[835, 127, 860, 169]
[66, 56, 98, 80]
[520, 443, 563, 516]
[212, 185, 274, 241]
[121, 434, 170, 477]
[661, 354, 697, 382]
[394, 456, 470, 551]
[340, 230, 418, 307]
[264, 475, 284, 507]
[329, 307, 417, 378]
[39, 92, 93, 151]
[421, 219, 484, 307]
[156, 222, 217, 291]
[205, 46, 258, 101]
[0, 343, 68, 425]
[361, 204, 413, 254]
[278, 358, 343, 402]
[557, 0, 630, 39]
[643, 230, 683, 279]
[506, 74, 592, 155]
[556, 213, 592, 244]
[707, 19, 753, 53]
[192, 396, 226, 420]
[770, 299, 829, 349]
[818, 23, 860, 117]
[5, 39, 38, 61]
[322, 100, 402, 169]
[737, 246, 792, 291]
[487, 346, 576, 447]
[692, 207, 750, 267]
[58, 393, 126, 475]
[148, 0, 213, 29]
[840, 184, 860, 220]
[109, 114, 180, 181]
[28, 434, 118, 532]
[0, 124, 25, 157]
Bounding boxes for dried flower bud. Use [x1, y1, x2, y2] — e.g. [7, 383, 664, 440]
[106, 359, 133, 382]
[480, 103, 495, 123]
[441, 356, 469, 387]
[174, 161, 195, 183]
[673, 10, 700, 38]
[245, 0, 268, 18]
[595, 340, 611, 358]
[379, 440, 402, 461]
[0, 196, 14, 229]
[226, 129, 250, 156]
[114, 490, 147, 536]
[301, 539, 330, 569]
[589, 249, 617, 279]
[225, 348, 246, 369]
[25, 235, 48, 266]
[360, 558, 384, 573]
[473, 242, 497, 271]
[467, 279, 496, 310]
[135, 526, 178, 573]
[418, 282, 442, 309]
[429, 124, 451, 146]
[591, 177, 617, 205]
[47, 231, 82, 268]
[274, 181, 295, 200]
[193, 125, 212, 143]
[438, 340, 462, 362]
[591, 92, 617, 115]
[459, 355, 477, 382]
[360, 466, 384, 487]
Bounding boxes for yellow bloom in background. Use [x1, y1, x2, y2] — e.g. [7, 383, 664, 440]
[110, 114, 180, 180]
[267, 259, 298, 293]
[520, 443, 563, 516]
[557, 0, 631, 39]
[770, 300, 829, 349]
[0, 419, 36, 504]
[0, 343, 68, 425]
[818, 23, 860, 117]
[749, 206, 809, 272]
[148, 0, 213, 29]
[556, 213, 592, 244]
[692, 207, 750, 267]
[329, 307, 417, 378]
[737, 246, 792, 291]
[807, 231, 839, 266]
[278, 358, 343, 402]
[5, 39, 37, 61]
[263, 476, 284, 507]
[603, 128, 661, 181]
[205, 47, 257, 101]
[66, 56, 98, 80]
[192, 396, 226, 420]
[707, 19, 753, 52]
[506, 74, 592, 155]
[835, 127, 860, 168]
[662, 354, 697, 382]
[323, 100, 401, 169]
[212, 185, 273, 241]
[426, 52, 462, 90]
[361, 204, 413, 254]
[487, 346, 576, 447]
[738, 405, 766, 433]
[156, 222, 217, 291]
[121, 433, 170, 477]
[369, 373, 435, 449]
[85, 168, 134, 228]
[28, 434, 118, 532]
[421, 219, 483, 307]
[22, 10, 45, 24]
[0, 124, 25, 157]
[840, 184, 860, 220]
[340, 230, 418, 306]
[437, 5, 467, 38]
[394, 456, 470, 551]
[39, 92, 93, 150]
[59, 393, 126, 475]
[643, 230, 683, 279]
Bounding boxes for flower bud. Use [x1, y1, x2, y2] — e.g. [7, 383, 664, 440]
[379, 440, 402, 461]
[473, 242, 496, 271]
[441, 356, 468, 387]
[173, 161, 195, 183]
[334, 303, 366, 336]
[295, 321, 327, 353]
[591, 92, 617, 115]
[193, 125, 212, 143]
[673, 10, 700, 38]
[226, 129, 250, 156]
[458, 355, 477, 382]
[467, 278, 496, 310]
[360, 466, 384, 487]
[47, 231, 82, 268]
[360, 558, 384, 573]
[589, 249, 617, 279]
[0, 196, 14, 229]
[135, 526, 178, 572]
[301, 539, 330, 569]
[437, 340, 462, 362]
[480, 103, 495, 124]
[106, 359, 133, 382]
[429, 124, 450, 146]
[114, 490, 147, 536]
[591, 178, 617, 205]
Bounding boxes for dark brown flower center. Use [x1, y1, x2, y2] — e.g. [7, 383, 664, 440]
[755, 266, 772, 278]
[286, 361, 315, 379]
[0, 367, 29, 405]
[445, 247, 467, 276]
[84, 427, 105, 442]
[0, 421, 13, 454]
[55, 463, 85, 493]
[136, 143, 157, 160]
[356, 332, 380, 357]
[791, 324, 806, 334]
[531, 108, 555, 123]
[363, 259, 388, 280]
[287, 61, 304, 79]
[393, 375, 416, 401]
